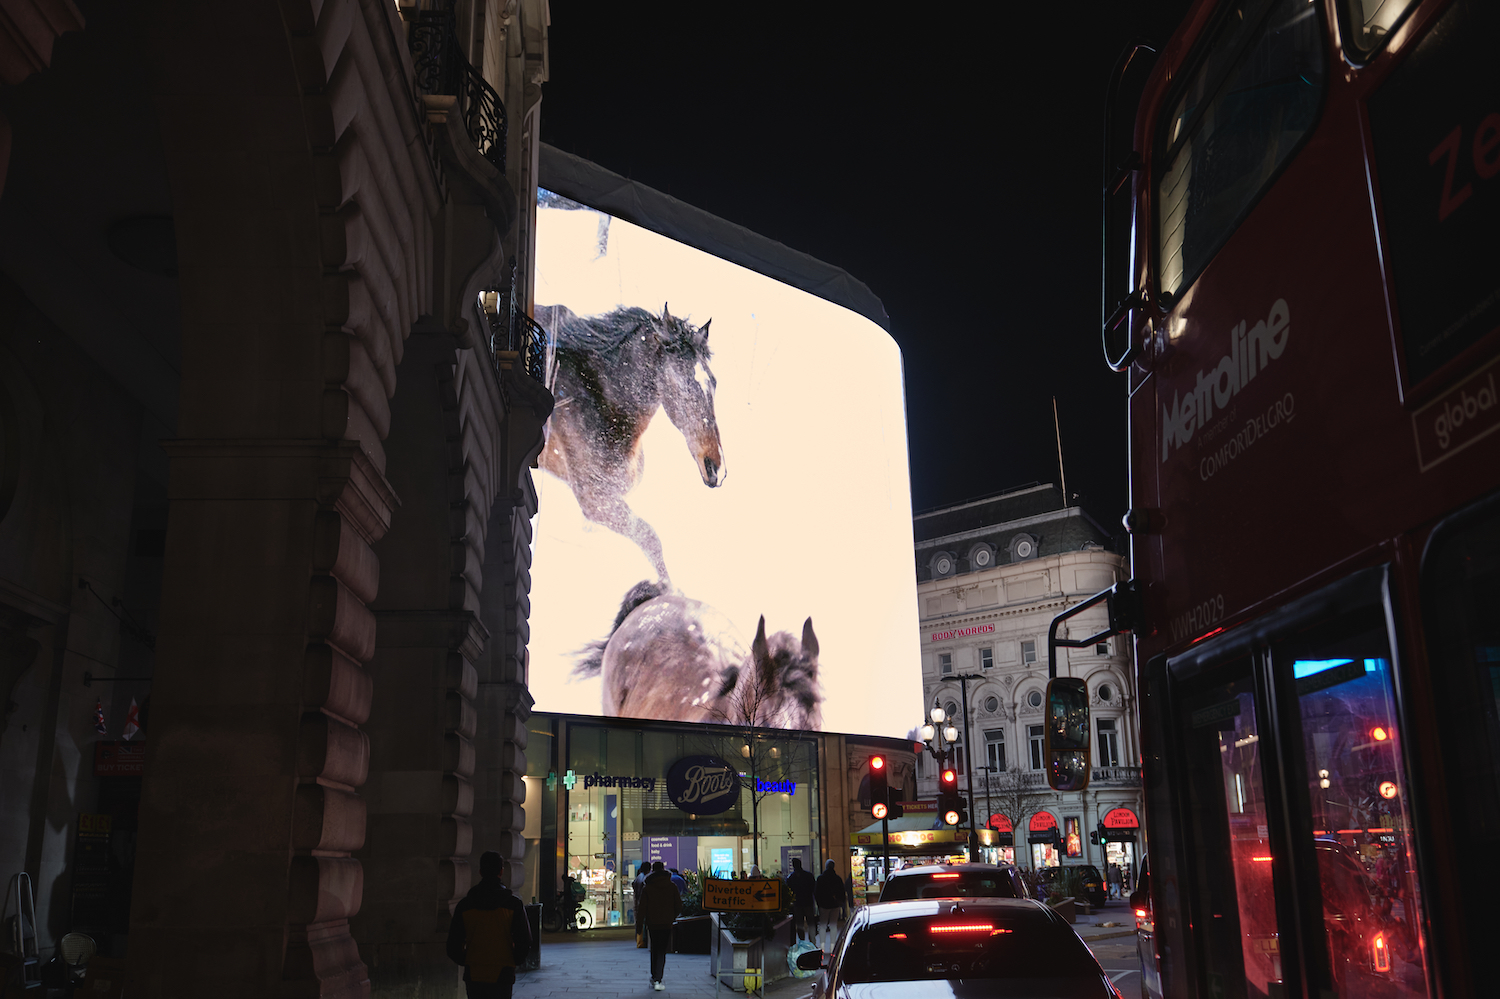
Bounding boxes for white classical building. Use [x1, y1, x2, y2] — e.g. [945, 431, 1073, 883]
[911, 483, 1144, 882]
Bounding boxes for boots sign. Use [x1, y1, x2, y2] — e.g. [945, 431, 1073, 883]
[666, 755, 742, 815]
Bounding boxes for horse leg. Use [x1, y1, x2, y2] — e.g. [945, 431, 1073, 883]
[576, 490, 671, 584]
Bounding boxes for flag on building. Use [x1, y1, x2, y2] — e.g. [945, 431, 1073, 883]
[122, 697, 140, 741]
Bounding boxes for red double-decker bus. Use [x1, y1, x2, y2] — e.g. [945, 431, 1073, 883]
[1092, 1, 1498, 997]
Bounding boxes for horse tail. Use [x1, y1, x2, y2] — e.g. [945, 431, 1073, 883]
[571, 580, 667, 678]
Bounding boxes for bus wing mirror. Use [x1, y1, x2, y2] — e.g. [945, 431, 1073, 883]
[1045, 677, 1091, 791]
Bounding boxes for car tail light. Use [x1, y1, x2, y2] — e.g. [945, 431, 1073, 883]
[931, 873, 960, 879]
[1134, 907, 1153, 933]
[930, 923, 1002, 935]
[1373, 932, 1391, 973]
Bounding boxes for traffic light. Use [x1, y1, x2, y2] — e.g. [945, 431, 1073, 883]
[869, 755, 888, 819]
[887, 799, 905, 820]
[938, 766, 961, 824]
[1089, 831, 1100, 846]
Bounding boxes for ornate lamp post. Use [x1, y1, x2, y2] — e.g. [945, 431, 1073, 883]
[918, 703, 965, 858]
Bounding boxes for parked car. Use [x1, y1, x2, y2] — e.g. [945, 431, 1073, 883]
[796, 897, 1123, 998]
[1129, 858, 1162, 999]
[878, 863, 1026, 902]
[1043, 864, 1108, 907]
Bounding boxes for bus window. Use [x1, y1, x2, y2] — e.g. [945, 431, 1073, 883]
[1177, 663, 1281, 999]
[1337, 0, 1420, 62]
[1280, 623, 1430, 997]
[1421, 500, 1500, 981]
[1156, 0, 1325, 300]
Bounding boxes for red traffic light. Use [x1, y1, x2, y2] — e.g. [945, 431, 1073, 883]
[871, 755, 886, 770]
[940, 769, 957, 786]
[943, 809, 961, 826]
[872, 802, 889, 819]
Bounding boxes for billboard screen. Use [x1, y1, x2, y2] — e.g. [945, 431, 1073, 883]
[527, 188, 921, 737]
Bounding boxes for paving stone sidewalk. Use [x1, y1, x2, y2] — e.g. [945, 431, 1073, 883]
[514, 930, 811, 998]
[513, 904, 1139, 998]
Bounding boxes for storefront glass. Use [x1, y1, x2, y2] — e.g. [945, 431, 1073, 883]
[539, 714, 821, 928]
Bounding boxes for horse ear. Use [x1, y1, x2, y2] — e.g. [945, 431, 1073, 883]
[662, 302, 672, 322]
[801, 618, 819, 659]
[751, 616, 768, 661]
[700, 318, 711, 340]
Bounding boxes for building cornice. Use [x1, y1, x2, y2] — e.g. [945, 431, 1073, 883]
[915, 505, 1115, 551]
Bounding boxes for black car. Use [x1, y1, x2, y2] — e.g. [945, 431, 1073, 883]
[797, 897, 1123, 998]
[879, 862, 1026, 902]
[1043, 864, 1109, 907]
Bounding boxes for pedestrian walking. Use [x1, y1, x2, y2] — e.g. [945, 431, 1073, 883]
[813, 860, 847, 952]
[669, 867, 688, 895]
[633, 865, 649, 948]
[786, 857, 817, 943]
[639, 861, 682, 991]
[445, 851, 533, 999]
[1108, 864, 1123, 900]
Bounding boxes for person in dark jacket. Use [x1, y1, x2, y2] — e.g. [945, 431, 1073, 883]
[786, 857, 817, 942]
[638, 861, 682, 991]
[446, 852, 533, 999]
[813, 860, 847, 952]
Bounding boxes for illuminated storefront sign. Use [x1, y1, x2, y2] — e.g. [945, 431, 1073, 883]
[665, 755, 742, 815]
[1102, 807, 1139, 829]
[754, 778, 796, 794]
[1028, 811, 1060, 844]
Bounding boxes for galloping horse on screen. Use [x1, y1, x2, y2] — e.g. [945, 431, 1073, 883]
[535, 303, 725, 585]
[575, 581, 823, 729]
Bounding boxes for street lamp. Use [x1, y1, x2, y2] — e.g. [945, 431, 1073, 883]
[918, 702, 971, 856]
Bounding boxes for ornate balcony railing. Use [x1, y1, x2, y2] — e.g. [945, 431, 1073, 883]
[407, 5, 506, 172]
[478, 276, 550, 385]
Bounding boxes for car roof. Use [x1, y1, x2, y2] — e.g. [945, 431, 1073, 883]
[887, 863, 1017, 876]
[859, 897, 1052, 927]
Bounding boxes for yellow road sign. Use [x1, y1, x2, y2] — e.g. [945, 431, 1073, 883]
[702, 877, 783, 912]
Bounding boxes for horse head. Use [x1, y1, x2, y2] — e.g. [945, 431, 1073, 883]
[655, 304, 725, 488]
[745, 616, 823, 729]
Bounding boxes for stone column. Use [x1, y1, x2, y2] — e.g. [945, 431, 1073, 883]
[129, 442, 393, 997]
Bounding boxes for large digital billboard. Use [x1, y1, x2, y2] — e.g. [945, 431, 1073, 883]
[528, 174, 921, 738]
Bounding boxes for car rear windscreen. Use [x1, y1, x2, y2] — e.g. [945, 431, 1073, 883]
[840, 913, 1102, 987]
[881, 873, 1019, 901]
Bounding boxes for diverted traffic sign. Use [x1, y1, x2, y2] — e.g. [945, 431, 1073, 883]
[702, 877, 783, 912]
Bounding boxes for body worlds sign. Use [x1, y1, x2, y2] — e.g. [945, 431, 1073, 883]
[665, 755, 742, 815]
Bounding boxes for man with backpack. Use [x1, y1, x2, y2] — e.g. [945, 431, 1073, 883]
[446, 852, 533, 998]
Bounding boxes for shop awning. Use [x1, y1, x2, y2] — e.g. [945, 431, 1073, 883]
[854, 815, 941, 836]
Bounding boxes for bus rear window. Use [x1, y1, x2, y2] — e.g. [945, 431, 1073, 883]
[1157, 0, 1325, 300]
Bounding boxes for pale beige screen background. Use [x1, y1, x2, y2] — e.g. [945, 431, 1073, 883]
[527, 199, 923, 737]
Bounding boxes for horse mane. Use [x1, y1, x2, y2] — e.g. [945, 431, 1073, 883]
[572, 579, 668, 677]
[549, 305, 712, 368]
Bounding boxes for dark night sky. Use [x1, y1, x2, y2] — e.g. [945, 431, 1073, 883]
[539, 3, 1194, 526]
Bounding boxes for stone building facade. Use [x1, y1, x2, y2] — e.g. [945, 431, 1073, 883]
[0, 2, 552, 995]
[911, 484, 1145, 877]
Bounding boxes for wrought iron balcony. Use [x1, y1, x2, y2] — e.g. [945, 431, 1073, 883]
[407, 5, 506, 172]
[478, 279, 550, 385]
